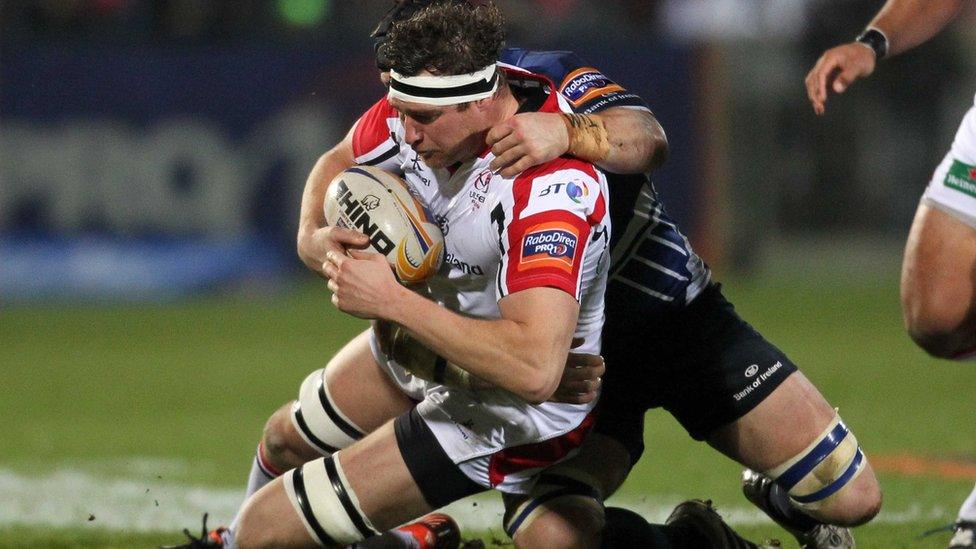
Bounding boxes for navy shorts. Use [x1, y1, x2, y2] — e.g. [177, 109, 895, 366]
[595, 282, 798, 463]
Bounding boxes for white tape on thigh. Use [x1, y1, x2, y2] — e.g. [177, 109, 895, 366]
[284, 456, 378, 546]
[283, 469, 326, 546]
[765, 415, 866, 511]
[291, 369, 365, 454]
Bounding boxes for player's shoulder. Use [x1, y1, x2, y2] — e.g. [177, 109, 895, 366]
[352, 97, 399, 159]
[500, 47, 589, 82]
[517, 156, 600, 184]
[501, 46, 643, 113]
[506, 157, 604, 216]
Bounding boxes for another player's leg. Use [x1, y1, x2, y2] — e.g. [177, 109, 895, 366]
[709, 371, 881, 548]
[950, 483, 976, 548]
[550, 282, 779, 547]
[901, 203, 976, 358]
[900, 112, 976, 549]
[628, 285, 881, 547]
[902, 103, 976, 359]
[504, 432, 777, 548]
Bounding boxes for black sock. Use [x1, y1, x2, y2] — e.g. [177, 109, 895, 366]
[600, 506, 675, 548]
[661, 522, 713, 548]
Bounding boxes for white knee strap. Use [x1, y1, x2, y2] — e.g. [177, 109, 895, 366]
[291, 369, 365, 455]
[765, 415, 866, 511]
[283, 455, 379, 546]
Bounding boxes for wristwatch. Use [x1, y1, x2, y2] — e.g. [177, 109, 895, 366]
[856, 27, 888, 60]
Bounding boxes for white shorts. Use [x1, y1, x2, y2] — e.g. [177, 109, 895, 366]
[368, 330, 599, 494]
[922, 101, 976, 228]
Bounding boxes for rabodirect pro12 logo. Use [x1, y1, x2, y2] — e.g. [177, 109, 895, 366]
[560, 67, 625, 107]
[519, 221, 579, 272]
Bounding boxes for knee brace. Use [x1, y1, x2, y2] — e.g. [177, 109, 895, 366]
[283, 455, 379, 546]
[503, 465, 604, 539]
[291, 369, 366, 455]
[766, 414, 866, 511]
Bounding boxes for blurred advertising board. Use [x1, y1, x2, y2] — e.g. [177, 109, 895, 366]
[1, 44, 377, 300]
[1, 41, 696, 301]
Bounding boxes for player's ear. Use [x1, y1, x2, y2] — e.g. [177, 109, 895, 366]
[470, 97, 492, 113]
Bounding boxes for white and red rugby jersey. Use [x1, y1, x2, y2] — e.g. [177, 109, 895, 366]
[352, 68, 611, 471]
[352, 67, 610, 352]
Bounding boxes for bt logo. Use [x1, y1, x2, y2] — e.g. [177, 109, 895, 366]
[538, 180, 589, 203]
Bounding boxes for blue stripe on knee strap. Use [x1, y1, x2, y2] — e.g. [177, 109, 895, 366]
[777, 422, 850, 492]
[504, 487, 588, 537]
[504, 476, 602, 538]
[790, 447, 864, 504]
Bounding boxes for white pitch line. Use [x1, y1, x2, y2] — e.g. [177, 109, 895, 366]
[0, 468, 242, 532]
[0, 467, 954, 533]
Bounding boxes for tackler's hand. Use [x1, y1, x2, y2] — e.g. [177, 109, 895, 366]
[551, 340, 605, 404]
[298, 225, 370, 280]
[487, 113, 570, 178]
[805, 42, 876, 116]
[324, 249, 402, 319]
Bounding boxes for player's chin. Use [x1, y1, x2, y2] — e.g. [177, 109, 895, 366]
[421, 153, 445, 167]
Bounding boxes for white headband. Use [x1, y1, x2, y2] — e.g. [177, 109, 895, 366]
[388, 63, 499, 106]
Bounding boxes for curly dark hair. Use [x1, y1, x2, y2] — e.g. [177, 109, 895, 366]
[382, 1, 505, 77]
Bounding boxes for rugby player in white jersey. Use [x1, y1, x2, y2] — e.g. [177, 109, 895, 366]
[182, 4, 616, 548]
[806, 1, 975, 546]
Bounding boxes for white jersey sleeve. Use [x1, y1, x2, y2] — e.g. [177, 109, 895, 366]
[493, 156, 610, 302]
[351, 97, 406, 173]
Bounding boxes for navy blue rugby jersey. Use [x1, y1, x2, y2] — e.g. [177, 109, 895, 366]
[501, 47, 711, 308]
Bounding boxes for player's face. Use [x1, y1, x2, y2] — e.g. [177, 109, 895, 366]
[389, 97, 486, 168]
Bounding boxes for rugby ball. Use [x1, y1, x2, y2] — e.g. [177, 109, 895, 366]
[324, 166, 444, 283]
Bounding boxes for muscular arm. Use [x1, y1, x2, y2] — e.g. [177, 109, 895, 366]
[324, 251, 578, 404]
[805, 0, 965, 115]
[296, 125, 369, 276]
[487, 107, 667, 177]
[599, 107, 668, 173]
[389, 286, 578, 404]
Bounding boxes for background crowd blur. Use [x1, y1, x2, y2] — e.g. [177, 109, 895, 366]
[3, 0, 976, 301]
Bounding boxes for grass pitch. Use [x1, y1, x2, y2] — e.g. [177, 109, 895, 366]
[1, 272, 974, 547]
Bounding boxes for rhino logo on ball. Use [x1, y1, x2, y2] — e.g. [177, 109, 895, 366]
[361, 195, 381, 211]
